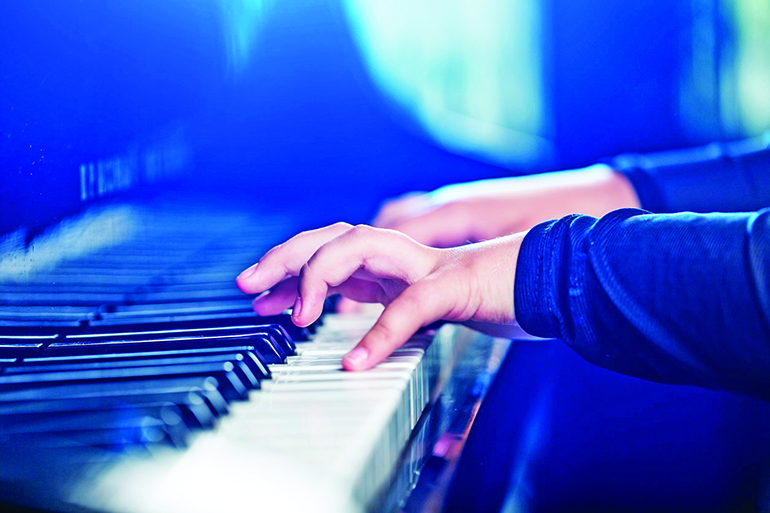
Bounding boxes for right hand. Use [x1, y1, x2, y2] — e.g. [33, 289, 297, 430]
[372, 164, 640, 248]
[236, 222, 525, 371]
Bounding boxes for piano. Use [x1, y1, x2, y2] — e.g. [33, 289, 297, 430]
[0, 195, 512, 513]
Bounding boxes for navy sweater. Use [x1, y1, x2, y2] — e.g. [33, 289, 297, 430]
[514, 134, 770, 399]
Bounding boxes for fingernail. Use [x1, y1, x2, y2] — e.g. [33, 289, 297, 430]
[238, 263, 258, 280]
[343, 346, 369, 368]
[292, 295, 302, 320]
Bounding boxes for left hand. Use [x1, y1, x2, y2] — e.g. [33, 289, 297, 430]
[236, 223, 525, 371]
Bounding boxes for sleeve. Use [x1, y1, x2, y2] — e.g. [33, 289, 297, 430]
[611, 133, 770, 214]
[514, 208, 770, 400]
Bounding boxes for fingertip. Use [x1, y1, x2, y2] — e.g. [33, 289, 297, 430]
[237, 264, 261, 293]
[290, 296, 321, 328]
[251, 292, 269, 315]
[342, 346, 371, 371]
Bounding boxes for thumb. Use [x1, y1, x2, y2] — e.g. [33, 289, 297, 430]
[342, 280, 450, 371]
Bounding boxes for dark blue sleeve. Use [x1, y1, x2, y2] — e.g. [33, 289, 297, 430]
[514, 208, 770, 399]
[611, 133, 770, 213]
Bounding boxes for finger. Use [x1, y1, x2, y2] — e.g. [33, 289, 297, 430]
[293, 226, 435, 327]
[342, 279, 451, 371]
[391, 203, 473, 248]
[251, 277, 298, 316]
[331, 279, 388, 305]
[236, 222, 352, 294]
[372, 192, 430, 228]
[254, 275, 385, 320]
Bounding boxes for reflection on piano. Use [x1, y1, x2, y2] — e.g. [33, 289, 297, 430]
[0, 195, 511, 513]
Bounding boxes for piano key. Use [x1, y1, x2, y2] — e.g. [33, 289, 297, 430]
[0, 362, 251, 401]
[0, 334, 57, 357]
[69, 323, 295, 356]
[99, 301, 317, 336]
[0, 377, 230, 417]
[0, 291, 129, 307]
[52, 332, 285, 364]
[4, 352, 266, 385]
[0, 283, 146, 294]
[0, 391, 218, 429]
[0, 411, 189, 449]
[21, 344, 271, 380]
[102, 299, 254, 315]
[0, 400, 210, 436]
[124, 288, 251, 304]
[0, 305, 97, 320]
[92, 312, 312, 342]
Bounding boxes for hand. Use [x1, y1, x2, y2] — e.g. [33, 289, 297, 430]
[236, 223, 525, 371]
[373, 164, 640, 247]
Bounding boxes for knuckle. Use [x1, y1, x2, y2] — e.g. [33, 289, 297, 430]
[353, 223, 374, 234]
[332, 221, 353, 231]
[350, 224, 380, 240]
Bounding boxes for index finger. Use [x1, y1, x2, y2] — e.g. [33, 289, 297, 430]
[236, 222, 352, 294]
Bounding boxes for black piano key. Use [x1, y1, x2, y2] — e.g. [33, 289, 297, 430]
[0, 320, 84, 330]
[70, 324, 294, 357]
[0, 377, 230, 417]
[124, 288, 250, 304]
[21, 344, 271, 380]
[0, 392, 218, 429]
[4, 352, 263, 384]
[0, 283, 142, 294]
[0, 412, 189, 450]
[0, 362, 251, 401]
[0, 291, 128, 307]
[94, 308, 312, 341]
[0, 335, 56, 357]
[102, 299, 254, 316]
[0, 305, 96, 321]
[7, 272, 156, 287]
[0, 399, 211, 434]
[155, 271, 244, 285]
[52, 332, 285, 364]
[0, 344, 41, 358]
[254, 324, 297, 354]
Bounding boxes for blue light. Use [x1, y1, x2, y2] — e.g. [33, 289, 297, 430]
[340, 0, 553, 168]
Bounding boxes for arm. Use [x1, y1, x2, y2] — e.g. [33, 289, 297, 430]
[611, 133, 770, 213]
[515, 208, 770, 399]
[373, 164, 640, 247]
[236, 210, 770, 398]
[373, 133, 770, 247]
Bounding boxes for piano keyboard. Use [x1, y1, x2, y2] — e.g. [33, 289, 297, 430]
[0, 197, 510, 513]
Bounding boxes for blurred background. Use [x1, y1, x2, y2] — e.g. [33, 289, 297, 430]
[2, 0, 769, 239]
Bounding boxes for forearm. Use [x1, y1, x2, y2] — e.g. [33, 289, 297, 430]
[514, 208, 770, 399]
